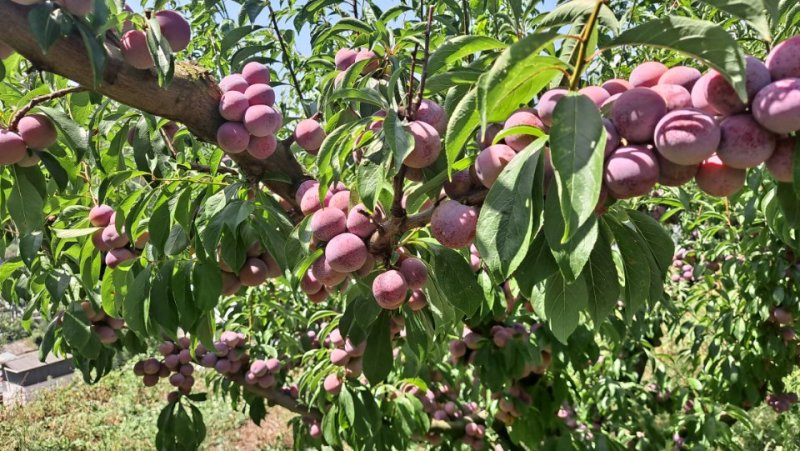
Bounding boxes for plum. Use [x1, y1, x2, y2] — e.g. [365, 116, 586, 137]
[578, 86, 611, 107]
[430, 200, 478, 249]
[716, 114, 776, 169]
[766, 35, 800, 80]
[218, 91, 249, 121]
[244, 83, 275, 107]
[219, 74, 248, 94]
[658, 66, 702, 90]
[325, 232, 368, 273]
[404, 121, 441, 168]
[603, 145, 659, 199]
[222, 271, 241, 295]
[309, 254, 347, 287]
[243, 105, 282, 137]
[95, 326, 117, 344]
[155, 10, 191, 52]
[653, 109, 720, 165]
[101, 224, 129, 249]
[705, 56, 771, 115]
[295, 119, 326, 153]
[355, 253, 375, 277]
[603, 119, 620, 157]
[650, 84, 692, 111]
[475, 123, 503, 150]
[601, 78, 631, 96]
[89, 204, 115, 227]
[407, 290, 428, 311]
[444, 170, 474, 198]
[335, 48, 358, 71]
[310, 207, 347, 241]
[216, 122, 249, 154]
[120, 30, 154, 69]
[690, 72, 720, 115]
[247, 134, 277, 159]
[323, 373, 342, 395]
[752, 78, 800, 134]
[18, 114, 57, 149]
[503, 108, 544, 151]
[537, 89, 567, 127]
[416, 99, 448, 134]
[656, 153, 698, 187]
[474, 143, 516, 189]
[241, 61, 271, 85]
[354, 48, 379, 74]
[239, 257, 268, 286]
[372, 270, 408, 309]
[105, 248, 136, 268]
[346, 203, 377, 238]
[695, 155, 746, 197]
[399, 257, 427, 289]
[330, 348, 350, 366]
[629, 61, 668, 87]
[765, 137, 797, 182]
[308, 287, 328, 303]
[327, 190, 350, 212]
[301, 271, 323, 295]
[611, 88, 667, 143]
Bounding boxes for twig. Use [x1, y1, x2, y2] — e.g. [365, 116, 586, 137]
[352, 0, 358, 19]
[8, 86, 87, 131]
[391, 165, 408, 219]
[461, 0, 469, 35]
[568, 0, 604, 91]
[266, 2, 305, 104]
[189, 162, 238, 175]
[406, 43, 419, 119]
[412, 4, 435, 115]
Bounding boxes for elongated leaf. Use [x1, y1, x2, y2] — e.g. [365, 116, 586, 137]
[8, 166, 44, 235]
[606, 215, 651, 320]
[125, 266, 151, 336]
[514, 230, 558, 297]
[544, 184, 598, 281]
[146, 17, 175, 87]
[444, 88, 477, 172]
[698, 0, 772, 41]
[543, 271, 588, 344]
[428, 35, 508, 75]
[606, 16, 747, 101]
[550, 93, 606, 242]
[221, 25, 264, 54]
[535, 0, 620, 33]
[363, 312, 393, 384]
[475, 142, 544, 280]
[582, 222, 619, 325]
[429, 246, 483, 316]
[328, 88, 386, 107]
[627, 209, 674, 273]
[75, 20, 107, 88]
[384, 110, 414, 174]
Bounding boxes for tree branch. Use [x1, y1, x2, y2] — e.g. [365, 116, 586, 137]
[266, 1, 306, 105]
[412, 5, 435, 115]
[8, 85, 87, 131]
[0, 2, 307, 206]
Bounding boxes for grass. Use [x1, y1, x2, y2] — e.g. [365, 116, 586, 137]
[0, 362, 294, 450]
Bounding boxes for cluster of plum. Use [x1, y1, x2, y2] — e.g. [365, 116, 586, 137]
[494, 384, 534, 427]
[765, 392, 799, 413]
[133, 337, 197, 401]
[195, 331, 251, 376]
[88, 204, 145, 268]
[216, 63, 281, 159]
[449, 325, 551, 377]
[79, 301, 125, 344]
[670, 248, 697, 283]
[403, 379, 484, 448]
[120, 8, 191, 70]
[218, 241, 282, 296]
[326, 328, 365, 379]
[0, 114, 57, 166]
[769, 307, 798, 344]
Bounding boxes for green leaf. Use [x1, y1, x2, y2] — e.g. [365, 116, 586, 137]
[582, 222, 619, 325]
[475, 143, 544, 280]
[28, 4, 65, 53]
[146, 17, 175, 87]
[363, 312, 393, 384]
[550, 93, 606, 242]
[605, 16, 747, 102]
[626, 209, 674, 274]
[543, 271, 588, 344]
[192, 261, 222, 311]
[74, 20, 107, 88]
[384, 110, 414, 174]
[444, 88, 477, 172]
[514, 230, 558, 297]
[535, 0, 620, 34]
[37, 106, 90, 159]
[8, 166, 45, 235]
[220, 25, 264, 54]
[606, 215, 651, 320]
[124, 265, 151, 336]
[428, 246, 483, 316]
[19, 232, 43, 268]
[62, 306, 100, 359]
[544, 184, 598, 282]
[328, 88, 386, 107]
[697, 0, 772, 41]
[427, 35, 508, 75]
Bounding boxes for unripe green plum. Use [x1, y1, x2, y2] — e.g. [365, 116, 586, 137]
[247, 134, 276, 159]
[101, 224, 129, 249]
[430, 200, 478, 249]
[766, 35, 800, 80]
[0, 129, 27, 165]
[330, 348, 350, 366]
[346, 204, 376, 238]
[294, 119, 326, 153]
[323, 373, 343, 395]
[218, 91, 249, 121]
[243, 105, 282, 137]
[502, 108, 544, 152]
[658, 66, 702, 90]
[18, 114, 57, 149]
[407, 290, 428, 311]
[335, 48, 358, 70]
[695, 155, 746, 197]
[120, 30, 154, 70]
[89, 204, 114, 227]
[629, 61, 668, 87]
[752, 78, 800, 134]
[603, 146, 659, 199]
[372, 270, 408, 309]
[239, 257, 268, 286]
[404, 121, 441, 168]
[221, 271, 241, 295]
[656, 153, 698, 187]
[705, 56, 771, 115]
[325, 232, 368, 273]
[241, 61, 271, 85]
[650, 84, 692, 111]
[654, 109, 720, 165]
[537, 89, 567, 127]
[219, 74, 248, 93]
[690, 72, 720, 115]
[716, 114, 776, 169]
[399, 257, 427, 289]
[310, 207, 346, 241]
[474, 144, 516, 189]
[216, 122, 249, 154]
[611, 88, 667, 143]
[601, 78, 631, 96]
[309, 255, 347, 286]
[154, 10, 191, 52]
[766, 137, 797, 182]
[578, 86, 610, 107]
[416, 99, 448, 134]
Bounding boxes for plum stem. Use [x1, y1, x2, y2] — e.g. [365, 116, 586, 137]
[567, 0, 604, 91]
[8, 85, 87, 132]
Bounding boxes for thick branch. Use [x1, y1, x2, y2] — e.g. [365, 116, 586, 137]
[0, 2, 307, 204]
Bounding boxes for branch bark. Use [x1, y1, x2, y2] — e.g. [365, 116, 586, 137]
[0, 2, 308, 205]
